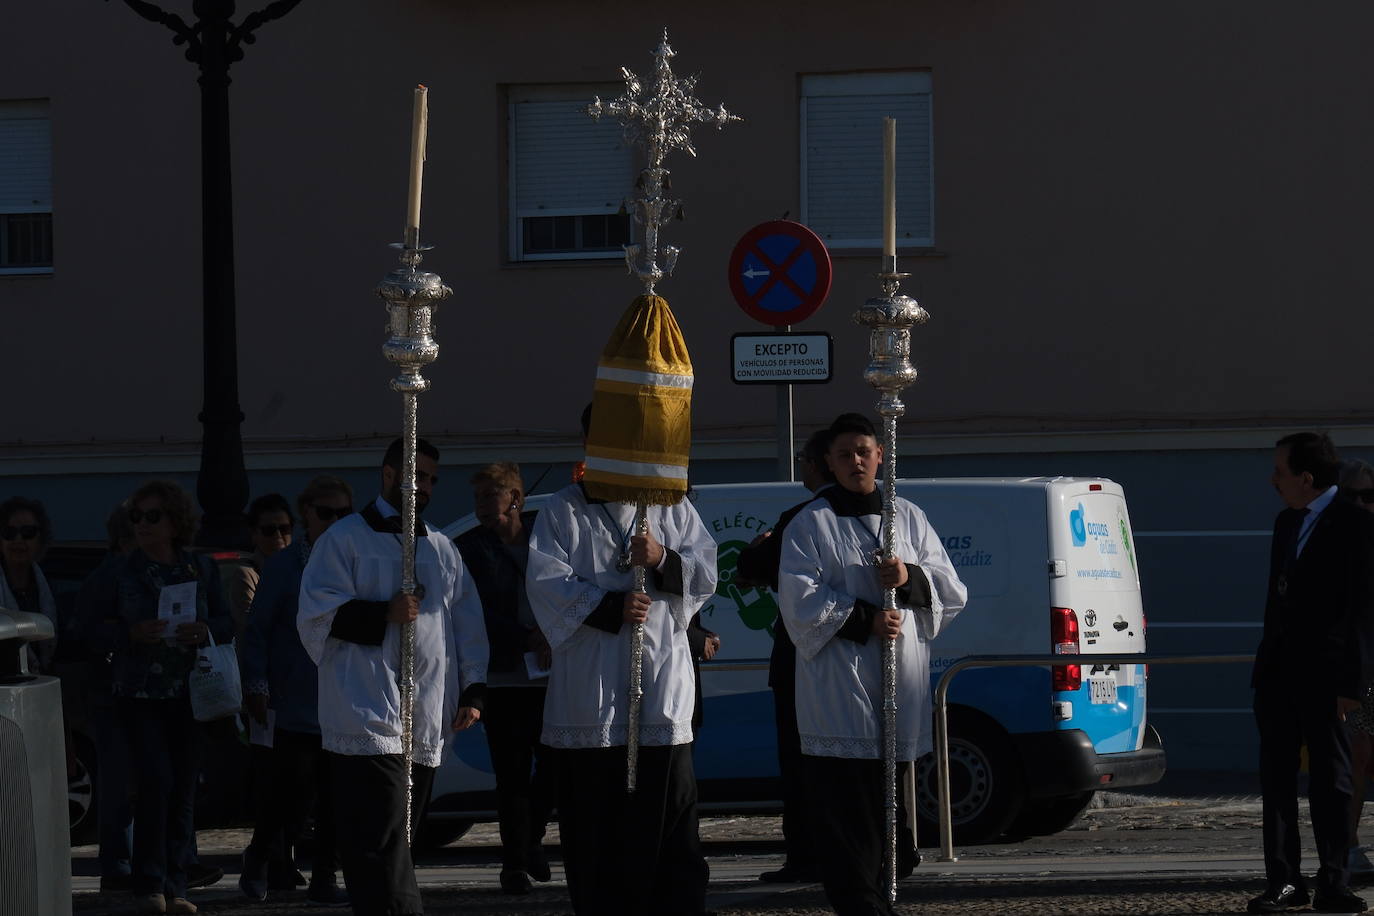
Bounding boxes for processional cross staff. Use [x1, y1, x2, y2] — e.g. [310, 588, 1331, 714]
[587, 30, 741, 297]
[855, 117, 929, 904]
[585, 31, 739, 792]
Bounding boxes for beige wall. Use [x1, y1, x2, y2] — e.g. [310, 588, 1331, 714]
[4, 0, 1374, 463]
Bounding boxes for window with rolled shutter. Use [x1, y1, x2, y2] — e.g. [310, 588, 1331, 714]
[801, 73, 933, 249]
[508, 85, 636, 261]
[0, 99, 53, 273]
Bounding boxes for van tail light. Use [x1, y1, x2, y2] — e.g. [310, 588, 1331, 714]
[1051, 606, 1081, 692]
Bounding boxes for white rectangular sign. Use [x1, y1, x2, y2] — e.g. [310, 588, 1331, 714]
[731, 332, 832, 384]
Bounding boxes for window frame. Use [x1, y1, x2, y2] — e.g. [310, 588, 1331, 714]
[0, 98, 54, 276]
[799, 71, 934, 251]
[506, 83, 636, 264]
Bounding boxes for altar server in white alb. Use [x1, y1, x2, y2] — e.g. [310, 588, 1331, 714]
[527, 414, 719, 915]
[298, 438, 488, 916]
[780, 413, 968, 916]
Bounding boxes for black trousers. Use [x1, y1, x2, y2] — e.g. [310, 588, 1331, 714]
[802, 754, 910, 916]
[247, 730, 339, 885]
[556, 744, 708, 916]
[482, 686, 552, 872]
[1255, 683, 1354, 891]
[119, 697, 202, 899]
[772, 675, 818, 870]
[328, 752, 435, 916]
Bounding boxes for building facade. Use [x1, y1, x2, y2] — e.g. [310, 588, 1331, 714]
[5, 0, 1374, 770]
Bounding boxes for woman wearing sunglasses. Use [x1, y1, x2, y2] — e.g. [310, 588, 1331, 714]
[238, 475, 354, 907]
[89, 479, 233, 915]
[227, 493, 295, 645]
[0, 495, 57, 673]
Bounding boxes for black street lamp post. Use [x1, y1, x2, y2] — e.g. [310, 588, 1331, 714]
[110, 0, 301, 547]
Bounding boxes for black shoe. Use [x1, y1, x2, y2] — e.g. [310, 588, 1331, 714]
[897, 846, 921, 880]
[100, 873, 134, 894]
[500, 869, 533, 895]
[1248, 884, 1311, 913]
[759, 863, 821, 883]
[1314, 888, 1368, 913]
[305, 882, 351, 908]
[185, 862, 223, 890]
[239, 850, 268, 902]
[526, 845, 551, 883]
[268, 860, 307, 890]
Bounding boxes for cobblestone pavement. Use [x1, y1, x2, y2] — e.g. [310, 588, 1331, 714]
[72, 790, 1368, 916]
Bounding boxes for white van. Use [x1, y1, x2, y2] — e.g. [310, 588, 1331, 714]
[426, 477, 1163, 847]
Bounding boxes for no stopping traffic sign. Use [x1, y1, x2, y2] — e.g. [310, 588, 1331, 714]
[728, 220, 832, 327]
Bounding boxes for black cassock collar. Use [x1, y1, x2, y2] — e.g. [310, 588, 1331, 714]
[821, 485, 883, 518]
[361, 500, 427, 538]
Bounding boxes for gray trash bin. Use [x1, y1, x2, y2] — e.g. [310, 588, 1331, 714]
[0, 607, 72, 916]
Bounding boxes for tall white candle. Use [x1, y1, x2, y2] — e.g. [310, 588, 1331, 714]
[883, 117, 896, 258]
[406, 85, 429, 235]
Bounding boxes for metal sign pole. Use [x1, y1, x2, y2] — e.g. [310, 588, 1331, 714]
[777, 324, 795, 481]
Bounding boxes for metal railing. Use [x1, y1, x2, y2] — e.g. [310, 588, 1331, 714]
[699, 657, 770, 673]
[933, 652, 1255, 862]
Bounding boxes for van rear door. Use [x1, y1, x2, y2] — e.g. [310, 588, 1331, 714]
[1047, 480, 1147, 754]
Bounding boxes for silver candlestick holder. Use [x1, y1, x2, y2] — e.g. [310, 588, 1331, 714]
[854, 253, 928, 904]
[376, 234, 451, 840]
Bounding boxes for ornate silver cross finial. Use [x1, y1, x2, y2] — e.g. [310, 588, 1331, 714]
[587, 29, 741, 295]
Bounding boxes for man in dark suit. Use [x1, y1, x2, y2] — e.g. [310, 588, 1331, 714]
[1250, 432, 1374, 914]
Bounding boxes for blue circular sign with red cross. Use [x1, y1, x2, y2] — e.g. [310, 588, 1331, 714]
[728, 220, 832, 327]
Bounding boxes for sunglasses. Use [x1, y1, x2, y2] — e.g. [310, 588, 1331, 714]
[312, 504, 353, 522]
[1357, 489, 1374, 505]
[129, 508, 164, 525]
[258, 524, 292, 538]
[0, 525, 39, 541]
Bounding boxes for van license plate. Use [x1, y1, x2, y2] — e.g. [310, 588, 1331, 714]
[1088, 677, 1117, 705]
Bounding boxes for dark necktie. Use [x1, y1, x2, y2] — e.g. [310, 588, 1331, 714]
[1277, 508, 1310, 597]
[1289, 508, 1311, 560]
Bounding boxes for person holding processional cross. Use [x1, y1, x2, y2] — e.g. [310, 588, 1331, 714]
[526, 33, 739, 914]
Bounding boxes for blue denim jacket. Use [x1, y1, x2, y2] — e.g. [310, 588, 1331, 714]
[239, 540, 320, 734]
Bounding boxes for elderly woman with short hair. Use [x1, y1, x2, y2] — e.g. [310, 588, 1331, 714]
[90, 479, 232, 915]
[227, 492, 295, 644]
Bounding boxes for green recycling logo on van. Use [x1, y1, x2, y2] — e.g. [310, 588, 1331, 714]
[705, 539, 779, 634]
[1119, 517, 1136, 575]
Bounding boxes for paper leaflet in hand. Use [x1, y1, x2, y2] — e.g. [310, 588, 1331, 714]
[248, 708, 276, 748]
[157, 581, 198, 642]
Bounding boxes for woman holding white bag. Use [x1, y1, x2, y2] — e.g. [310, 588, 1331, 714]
[90, 479, 233, 915]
